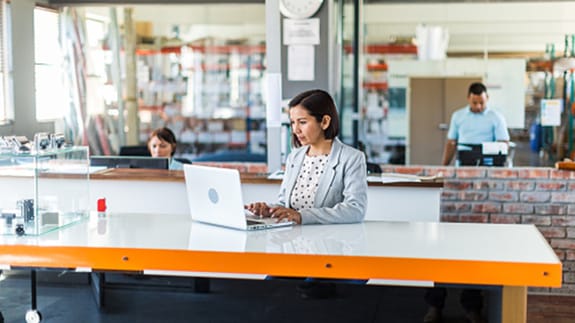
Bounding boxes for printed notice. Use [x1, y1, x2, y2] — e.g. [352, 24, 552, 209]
[283, 18, 320, 45]
[288, 45, 314, 81]
[541, 99, 563, 126]
[266, 73, 282, 127]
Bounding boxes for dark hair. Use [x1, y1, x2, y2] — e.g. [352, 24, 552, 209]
[468, 82, 487, 96]
[148, 127, 177, 156]
[288, 89, 339, 148]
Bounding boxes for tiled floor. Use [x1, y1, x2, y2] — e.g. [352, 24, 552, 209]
[0, 271, 573, 323]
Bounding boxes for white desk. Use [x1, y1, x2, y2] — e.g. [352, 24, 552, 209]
[0, 213, 561, 323]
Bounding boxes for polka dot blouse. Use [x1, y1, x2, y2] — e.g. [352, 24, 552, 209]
[290, 154, 329, 211]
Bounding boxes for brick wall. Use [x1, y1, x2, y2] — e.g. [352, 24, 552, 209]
[381, 165, 575, 295]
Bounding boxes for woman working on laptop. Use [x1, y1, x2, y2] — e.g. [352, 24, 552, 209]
[246, 89, 367, 225]
[246, 89, 368, 299]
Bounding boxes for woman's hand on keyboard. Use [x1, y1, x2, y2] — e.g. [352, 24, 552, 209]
[245, 202, 272, 217]
[270, 206, 302, 225]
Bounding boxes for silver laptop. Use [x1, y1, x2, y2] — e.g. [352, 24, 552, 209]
[183, 164, 294, 231]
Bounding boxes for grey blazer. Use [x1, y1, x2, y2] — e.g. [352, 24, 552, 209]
[277, 138, 368, 224]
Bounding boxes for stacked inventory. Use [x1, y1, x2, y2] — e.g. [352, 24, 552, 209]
[136, 41, 267, 159]
[362, 43, 417, 164]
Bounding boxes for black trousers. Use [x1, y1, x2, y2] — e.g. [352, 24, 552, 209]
[424, 287, 483, 312]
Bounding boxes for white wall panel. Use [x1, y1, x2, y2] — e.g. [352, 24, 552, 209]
[87, 2, 575, 53]
[364, 2, 575, 53]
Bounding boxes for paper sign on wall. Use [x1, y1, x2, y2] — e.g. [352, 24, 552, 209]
[288, 45, 315, 81]
[541, 99, 563, 126]
[283, 18, 320, 45]
[266, 73, 282, 127]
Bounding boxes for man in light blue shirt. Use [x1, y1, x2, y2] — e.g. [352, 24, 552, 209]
[429, 82, 509, 323]
[441, 82, 510, 166]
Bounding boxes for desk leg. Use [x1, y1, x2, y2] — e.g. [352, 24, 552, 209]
[501, 286, 527, 323]
[90, 272, 106, 309]
[194, 277, 211, 293]
[30, 270, 37, 310]
[24, 270, 42, 323]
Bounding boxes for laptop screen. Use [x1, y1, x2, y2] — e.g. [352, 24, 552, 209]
[457, 144, 506, 167]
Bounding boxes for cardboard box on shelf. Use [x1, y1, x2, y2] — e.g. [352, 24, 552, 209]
[230, 131, 247, 144]
[230, 118, 247, 131]
[207, 120, 225, 132]
[135, 21, 153, 38]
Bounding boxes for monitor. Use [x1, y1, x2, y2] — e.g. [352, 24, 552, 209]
[90, 156, 169, 169]
[119, 145, 151, 157]
[457, 143, 507, 167]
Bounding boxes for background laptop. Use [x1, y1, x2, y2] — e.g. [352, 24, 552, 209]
[183, 164, 293, 231]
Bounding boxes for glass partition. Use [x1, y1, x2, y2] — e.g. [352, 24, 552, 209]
[53, 2, 575, 167]
[79, 4, 267, 162]
[357, 1, 575, 167]
[338, 0, 359, 147]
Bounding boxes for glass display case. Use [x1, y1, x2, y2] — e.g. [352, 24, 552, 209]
[0, 146, 89, 235]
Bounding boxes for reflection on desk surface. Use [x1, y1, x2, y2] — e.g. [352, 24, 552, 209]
[0, 213, 559, 265]
[262, 223, 367, 255]
[188, 221, 367, 255]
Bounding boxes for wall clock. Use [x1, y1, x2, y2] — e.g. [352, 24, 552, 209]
[279, 0, 324, 19]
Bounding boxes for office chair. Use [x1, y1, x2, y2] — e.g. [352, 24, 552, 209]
[367, 162, 382, 174]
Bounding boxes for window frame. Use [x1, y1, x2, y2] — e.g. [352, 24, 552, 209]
[34, 5, 65, 122]
[0, 0, 14, 125]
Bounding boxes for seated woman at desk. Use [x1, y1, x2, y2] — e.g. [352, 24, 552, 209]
[246, 89, 367, 299]
[246, 89, 367, 224]
[147, 127, 185, 170]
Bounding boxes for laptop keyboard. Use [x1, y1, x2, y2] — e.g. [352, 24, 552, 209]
[246, 219, 264, 226]
[245, 210, 267, 225]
